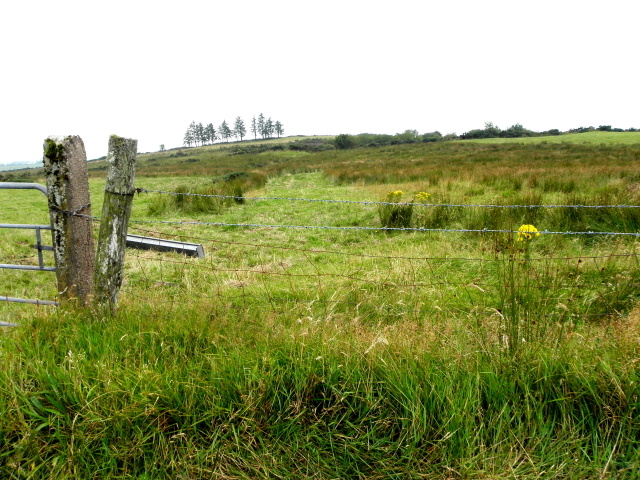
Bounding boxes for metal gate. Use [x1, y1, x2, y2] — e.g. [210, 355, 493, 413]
[0, 182, 58, 307]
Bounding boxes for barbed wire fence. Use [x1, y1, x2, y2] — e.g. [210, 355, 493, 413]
[115, 188, 640, 324]
[3, 185, 639, 323]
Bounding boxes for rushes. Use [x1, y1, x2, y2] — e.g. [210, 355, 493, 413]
[147, 171, 266, 216]
[378, 190, 414, 228]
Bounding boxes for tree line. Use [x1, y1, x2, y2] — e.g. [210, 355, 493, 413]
[330, 122, 639, 149]
[183, 114, 284, 147]
[458, 122, 638, 140]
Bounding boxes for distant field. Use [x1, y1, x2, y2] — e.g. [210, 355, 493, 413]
[0, 163, 39, 172]
[468, 130, 640, 145]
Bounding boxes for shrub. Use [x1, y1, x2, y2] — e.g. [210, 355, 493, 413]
[542, 129, 561, 136]
[215, 171, 250, 183]
[499, 124, 534, 138]
[334, 134, 356, 149]
[422, 131, 443, 143]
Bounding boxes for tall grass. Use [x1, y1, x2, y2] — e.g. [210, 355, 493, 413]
[2, 304, 640, 478]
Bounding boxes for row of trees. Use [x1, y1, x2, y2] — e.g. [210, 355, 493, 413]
[183, 114, 284, 147]
[251, 114, 284, 141]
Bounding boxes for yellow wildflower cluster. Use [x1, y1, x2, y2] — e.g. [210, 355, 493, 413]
[517, 224, 541, 241]
[414, 192, 431, 203]
[385, 190, 404, 202]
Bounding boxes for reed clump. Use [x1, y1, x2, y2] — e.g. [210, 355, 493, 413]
[147, 172, 266, 215]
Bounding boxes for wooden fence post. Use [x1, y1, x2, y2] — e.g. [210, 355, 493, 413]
[94, 135, 137, 310]
[43, 135, 95, 305]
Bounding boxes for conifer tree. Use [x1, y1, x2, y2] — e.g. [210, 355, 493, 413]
[234, 116, 246, 141]
[274, 120, 284, 138]
[204, 123, 217, 144]
[257, 113, 266, 139]
[219, 120, 232, 142]
[251, 116, 257, 140]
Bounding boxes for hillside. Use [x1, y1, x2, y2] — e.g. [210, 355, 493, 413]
[2, 131, 640, 478]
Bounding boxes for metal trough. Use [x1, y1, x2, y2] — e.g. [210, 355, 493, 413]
[126, 234, 204, 258]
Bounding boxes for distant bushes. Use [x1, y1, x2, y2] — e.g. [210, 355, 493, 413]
[333, 123, 638, 150]
[333, 131, 452, 149]
[460, 122, 536, 140]
[460, 123, 638, 140]
[226, 139, 335, 155]
[0, 172, 31, 182]
[568, 125, 637, 134]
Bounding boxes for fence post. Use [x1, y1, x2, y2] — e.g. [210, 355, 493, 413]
[43, 135, 94, 305]
[94, 135, 137, 310]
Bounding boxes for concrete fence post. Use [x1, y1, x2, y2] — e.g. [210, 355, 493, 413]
[94, 135, 137, 311]
[42, 135, 95, 305]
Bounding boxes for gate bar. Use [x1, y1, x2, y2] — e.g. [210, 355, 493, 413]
[1, 296, 58, 306]
[0, 182, 48, 196]
[0, 224, 54, 271]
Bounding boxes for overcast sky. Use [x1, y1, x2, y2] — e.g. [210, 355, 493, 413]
[1, 0, 638, 163]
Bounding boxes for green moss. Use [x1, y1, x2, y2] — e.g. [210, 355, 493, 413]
[44, 138, 65, 160]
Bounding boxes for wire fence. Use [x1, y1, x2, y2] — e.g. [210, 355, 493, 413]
[3, 185, 639, 323]
[138, 188, 640, 209]
[114, 185, 640, 323]
[128, 187, 640, 236]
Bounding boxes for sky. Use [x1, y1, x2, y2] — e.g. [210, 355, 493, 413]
[1, 0, 638, 163]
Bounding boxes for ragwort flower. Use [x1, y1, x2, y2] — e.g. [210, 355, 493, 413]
[517, 224, 541, 241]
[414, 192, 431, 203]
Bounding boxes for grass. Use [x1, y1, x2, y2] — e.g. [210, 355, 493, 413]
[2, 302, 640, 478]
[2, 138, 640, 478]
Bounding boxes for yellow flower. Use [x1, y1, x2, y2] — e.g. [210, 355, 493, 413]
[414, 192, 431, 203]
[385, 190, 404, 202]
[517, 224, 541, 241]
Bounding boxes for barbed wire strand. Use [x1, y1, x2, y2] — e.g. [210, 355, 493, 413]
[137, 188, 640, 210]
[119, 287, 625, 320]
[126, 247, 639, 291]
[127, 217, 640, 237]
[128, 225, 640, 263]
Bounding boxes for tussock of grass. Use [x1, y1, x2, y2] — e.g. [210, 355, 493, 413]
[147, 172, 267, 216]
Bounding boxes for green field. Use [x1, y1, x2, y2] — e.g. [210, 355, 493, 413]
[2, 133, 640, 478]
[468, 130, 640, 145]
[0, 163, 39, 173]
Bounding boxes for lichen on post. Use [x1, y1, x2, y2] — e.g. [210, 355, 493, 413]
[42, 135, 94, 305]
[94, 135, 138, 311]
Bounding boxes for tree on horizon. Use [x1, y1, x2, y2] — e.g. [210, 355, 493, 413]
[275, 120, 284, 138]
[219, 120, 232, 142]
[234, 117, 246, 141]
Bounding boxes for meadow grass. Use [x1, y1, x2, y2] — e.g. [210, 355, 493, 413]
[2, 140, 640, 478]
